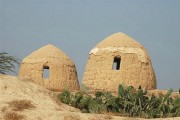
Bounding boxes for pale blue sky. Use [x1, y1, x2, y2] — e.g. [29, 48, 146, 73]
[0, 0, 179, 90]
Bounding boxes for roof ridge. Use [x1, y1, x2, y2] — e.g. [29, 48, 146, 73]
[96, 32, 143, 48]
[23, 44, 71, 60]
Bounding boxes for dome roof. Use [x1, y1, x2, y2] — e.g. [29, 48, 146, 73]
[23, 44, 71, 61]
[96, 32, 143, 48]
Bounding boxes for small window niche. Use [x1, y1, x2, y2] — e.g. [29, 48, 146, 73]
[43, 66, 49, 79]
[112, 57, 121, 70]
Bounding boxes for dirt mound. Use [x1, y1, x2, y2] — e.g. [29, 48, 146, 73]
[0, 75, 80, 120]
[0, 75, 123, 120]
[0, 75, 179, 120]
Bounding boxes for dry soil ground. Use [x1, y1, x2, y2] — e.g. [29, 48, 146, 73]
[0, 74, 179, 120]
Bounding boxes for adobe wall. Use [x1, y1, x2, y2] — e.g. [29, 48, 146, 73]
[19, 58, 80, 91]
[83, 47, 156, 92]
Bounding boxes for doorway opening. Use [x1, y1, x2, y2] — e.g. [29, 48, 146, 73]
[112, 57, 121, 70]
[43, 66, 49, 79]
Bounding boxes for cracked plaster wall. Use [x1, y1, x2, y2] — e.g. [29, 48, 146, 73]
[83, 47, 156, 92]
[19, 58, 80, 91]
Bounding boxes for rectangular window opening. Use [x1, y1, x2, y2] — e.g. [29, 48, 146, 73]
[112, 57, 121, 70]
[43, 66, 49, 79]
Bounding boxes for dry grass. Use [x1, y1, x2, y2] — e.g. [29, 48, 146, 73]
[18, 77, 34, 83]
[104, 114, 113, 119]
[64, 114, 80, 120]
[8, 100, 35, 111]
[88, 114, 112, 120]
[1, 106, 7, 112]
[3, 112, 24, 120]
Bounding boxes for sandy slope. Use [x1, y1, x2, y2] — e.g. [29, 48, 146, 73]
[0, 75, 179, 120]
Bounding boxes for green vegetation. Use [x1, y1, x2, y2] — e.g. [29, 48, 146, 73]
[58, 85, 180, 119]
[0, 52, 19, 74]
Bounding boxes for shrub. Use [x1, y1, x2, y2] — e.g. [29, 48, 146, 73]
[58, 84, 180, 118]
[0, 52, 19, 74]
[57, 89, 71, 104]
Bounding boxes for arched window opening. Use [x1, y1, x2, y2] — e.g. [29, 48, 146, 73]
[112, 57, 121, 70]
[43, 66, 49, 79]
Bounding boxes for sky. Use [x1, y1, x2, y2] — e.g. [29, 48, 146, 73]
[0, 0, 179, 91]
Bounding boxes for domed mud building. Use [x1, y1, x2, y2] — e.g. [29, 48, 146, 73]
[83, 32, 156, 91]
[19, 44, 80, 91]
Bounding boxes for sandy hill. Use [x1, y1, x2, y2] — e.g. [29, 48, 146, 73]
[0, 75, 179, 120]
